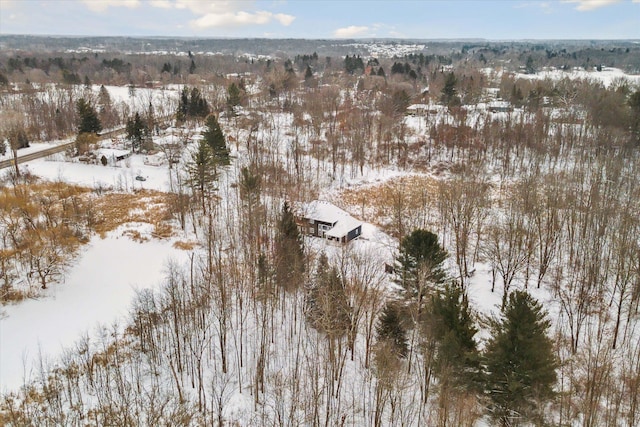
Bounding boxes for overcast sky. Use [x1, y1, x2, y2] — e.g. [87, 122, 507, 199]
[1, 0, 639, 39]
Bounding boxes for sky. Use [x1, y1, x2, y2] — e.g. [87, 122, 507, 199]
[0, 0, 639, 40]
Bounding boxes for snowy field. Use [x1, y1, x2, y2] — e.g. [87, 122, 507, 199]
[516, 66, 640, 87]
[22, 153, 175, 192]
[0, 228, 190, 392]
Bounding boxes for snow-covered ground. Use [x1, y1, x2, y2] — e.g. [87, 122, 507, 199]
[0, 228, 190, 392]
[516, 66, 640, 88]
[22, 152, 175, 192]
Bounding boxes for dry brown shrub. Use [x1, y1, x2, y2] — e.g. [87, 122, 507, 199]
[152, 222, 173, 239]
[173, 240, 198, 250]
[122, 229, 148, 243]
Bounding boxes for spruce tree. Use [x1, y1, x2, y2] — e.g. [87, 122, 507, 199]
[441, 72, 460, 107]
[428, 283, 480, 389]
[304, 65, 313, 80]
[202, 114, 230, 166]
[485, 290, 557, 426]
[275, 201, 305, 291]
[306, 253, 351, 339]
[126, 112, 148, 152]
[77, 97, 102, 134]
[376, 302, 409, 358]
[227, 82, 241, 112]
[176, 87, 210, 123]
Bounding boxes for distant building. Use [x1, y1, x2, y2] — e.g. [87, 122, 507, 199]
[487, 100, 514, 113]
[295, 200, 363, 244]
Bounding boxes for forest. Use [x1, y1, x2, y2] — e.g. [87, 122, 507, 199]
[1, 38, 640, 426]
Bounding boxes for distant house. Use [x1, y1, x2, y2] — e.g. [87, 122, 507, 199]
[488, 100, 514, 113]
[295, 200, 363, 244]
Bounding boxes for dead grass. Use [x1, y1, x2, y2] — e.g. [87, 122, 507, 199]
[337, 174, 440, 236]
[0, 179, 180, 304]
[92, 189, 175, 237]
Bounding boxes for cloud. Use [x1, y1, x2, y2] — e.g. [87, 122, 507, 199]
[333, 25, 369, 38]
[173, 0, 251, 15]
[146, 0, 295, 28]
[191, 11, 295, 29]
[562, 0, 621, 11]
[1, 0, 17, 9]
[80, 0, 141, 12]
[148, 0, 172, 8]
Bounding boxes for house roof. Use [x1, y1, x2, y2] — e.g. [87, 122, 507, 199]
[297, 200, 363, 238]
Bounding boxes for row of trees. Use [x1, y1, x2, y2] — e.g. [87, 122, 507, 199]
[386, 229, 557, 425]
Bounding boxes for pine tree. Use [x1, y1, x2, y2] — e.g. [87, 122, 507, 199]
[428, 283, 480, 389]
[202, 114, 230, 166]
[275, 201, 304, 291]
[227, 82, 241, 112]
[376, 302, 409, 358]
[304, 65, 313, 80]
[185, 139, 218, 212]
[394, 229, 448, 308]
[77, 98, 102, 134]
[126, 112, 148, 153]
[485, 290, 557, 426]
[176, 87, 210, 123]
[306, 253, 351, 339]
[441, 72, 460, 107]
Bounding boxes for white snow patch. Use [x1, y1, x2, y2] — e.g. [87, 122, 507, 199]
[0, 232, 190, 392]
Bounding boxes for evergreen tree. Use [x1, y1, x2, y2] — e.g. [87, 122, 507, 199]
[392, 89, 411, 116]
[161, 62, 172, 74]
[377, 67, 386, 78]
[76, 97, 102, 134]
[441, 72, 460, 107]
[188, 87, 209, 119]
[306, 253, 351, 339]
[98, 85, 111, 108]
[428, 283, 480, 389]
[391, 62, 405, 74]
[202, 114, 230, 166]
[304, 64, 313, 80]
[275, 201, 305, 291]
[344, 55, 365, 74]
[126, 112, 149, 152]
[227, 82, 241, 112]
[394, 229, 448, 308]
[485, 290, 557, 426]
[185, 139, 218, 212]
[525, 55, 536, 74]
[176, 86, 210, 123]
[376, 302, 409, 358]
[189, 59, 196, 74]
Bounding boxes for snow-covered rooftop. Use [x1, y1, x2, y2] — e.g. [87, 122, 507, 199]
[298, 200, 363, 238]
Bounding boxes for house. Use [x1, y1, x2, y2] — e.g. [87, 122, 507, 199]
[295, 200, 363, 244]
[487, 100, 514, 113]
